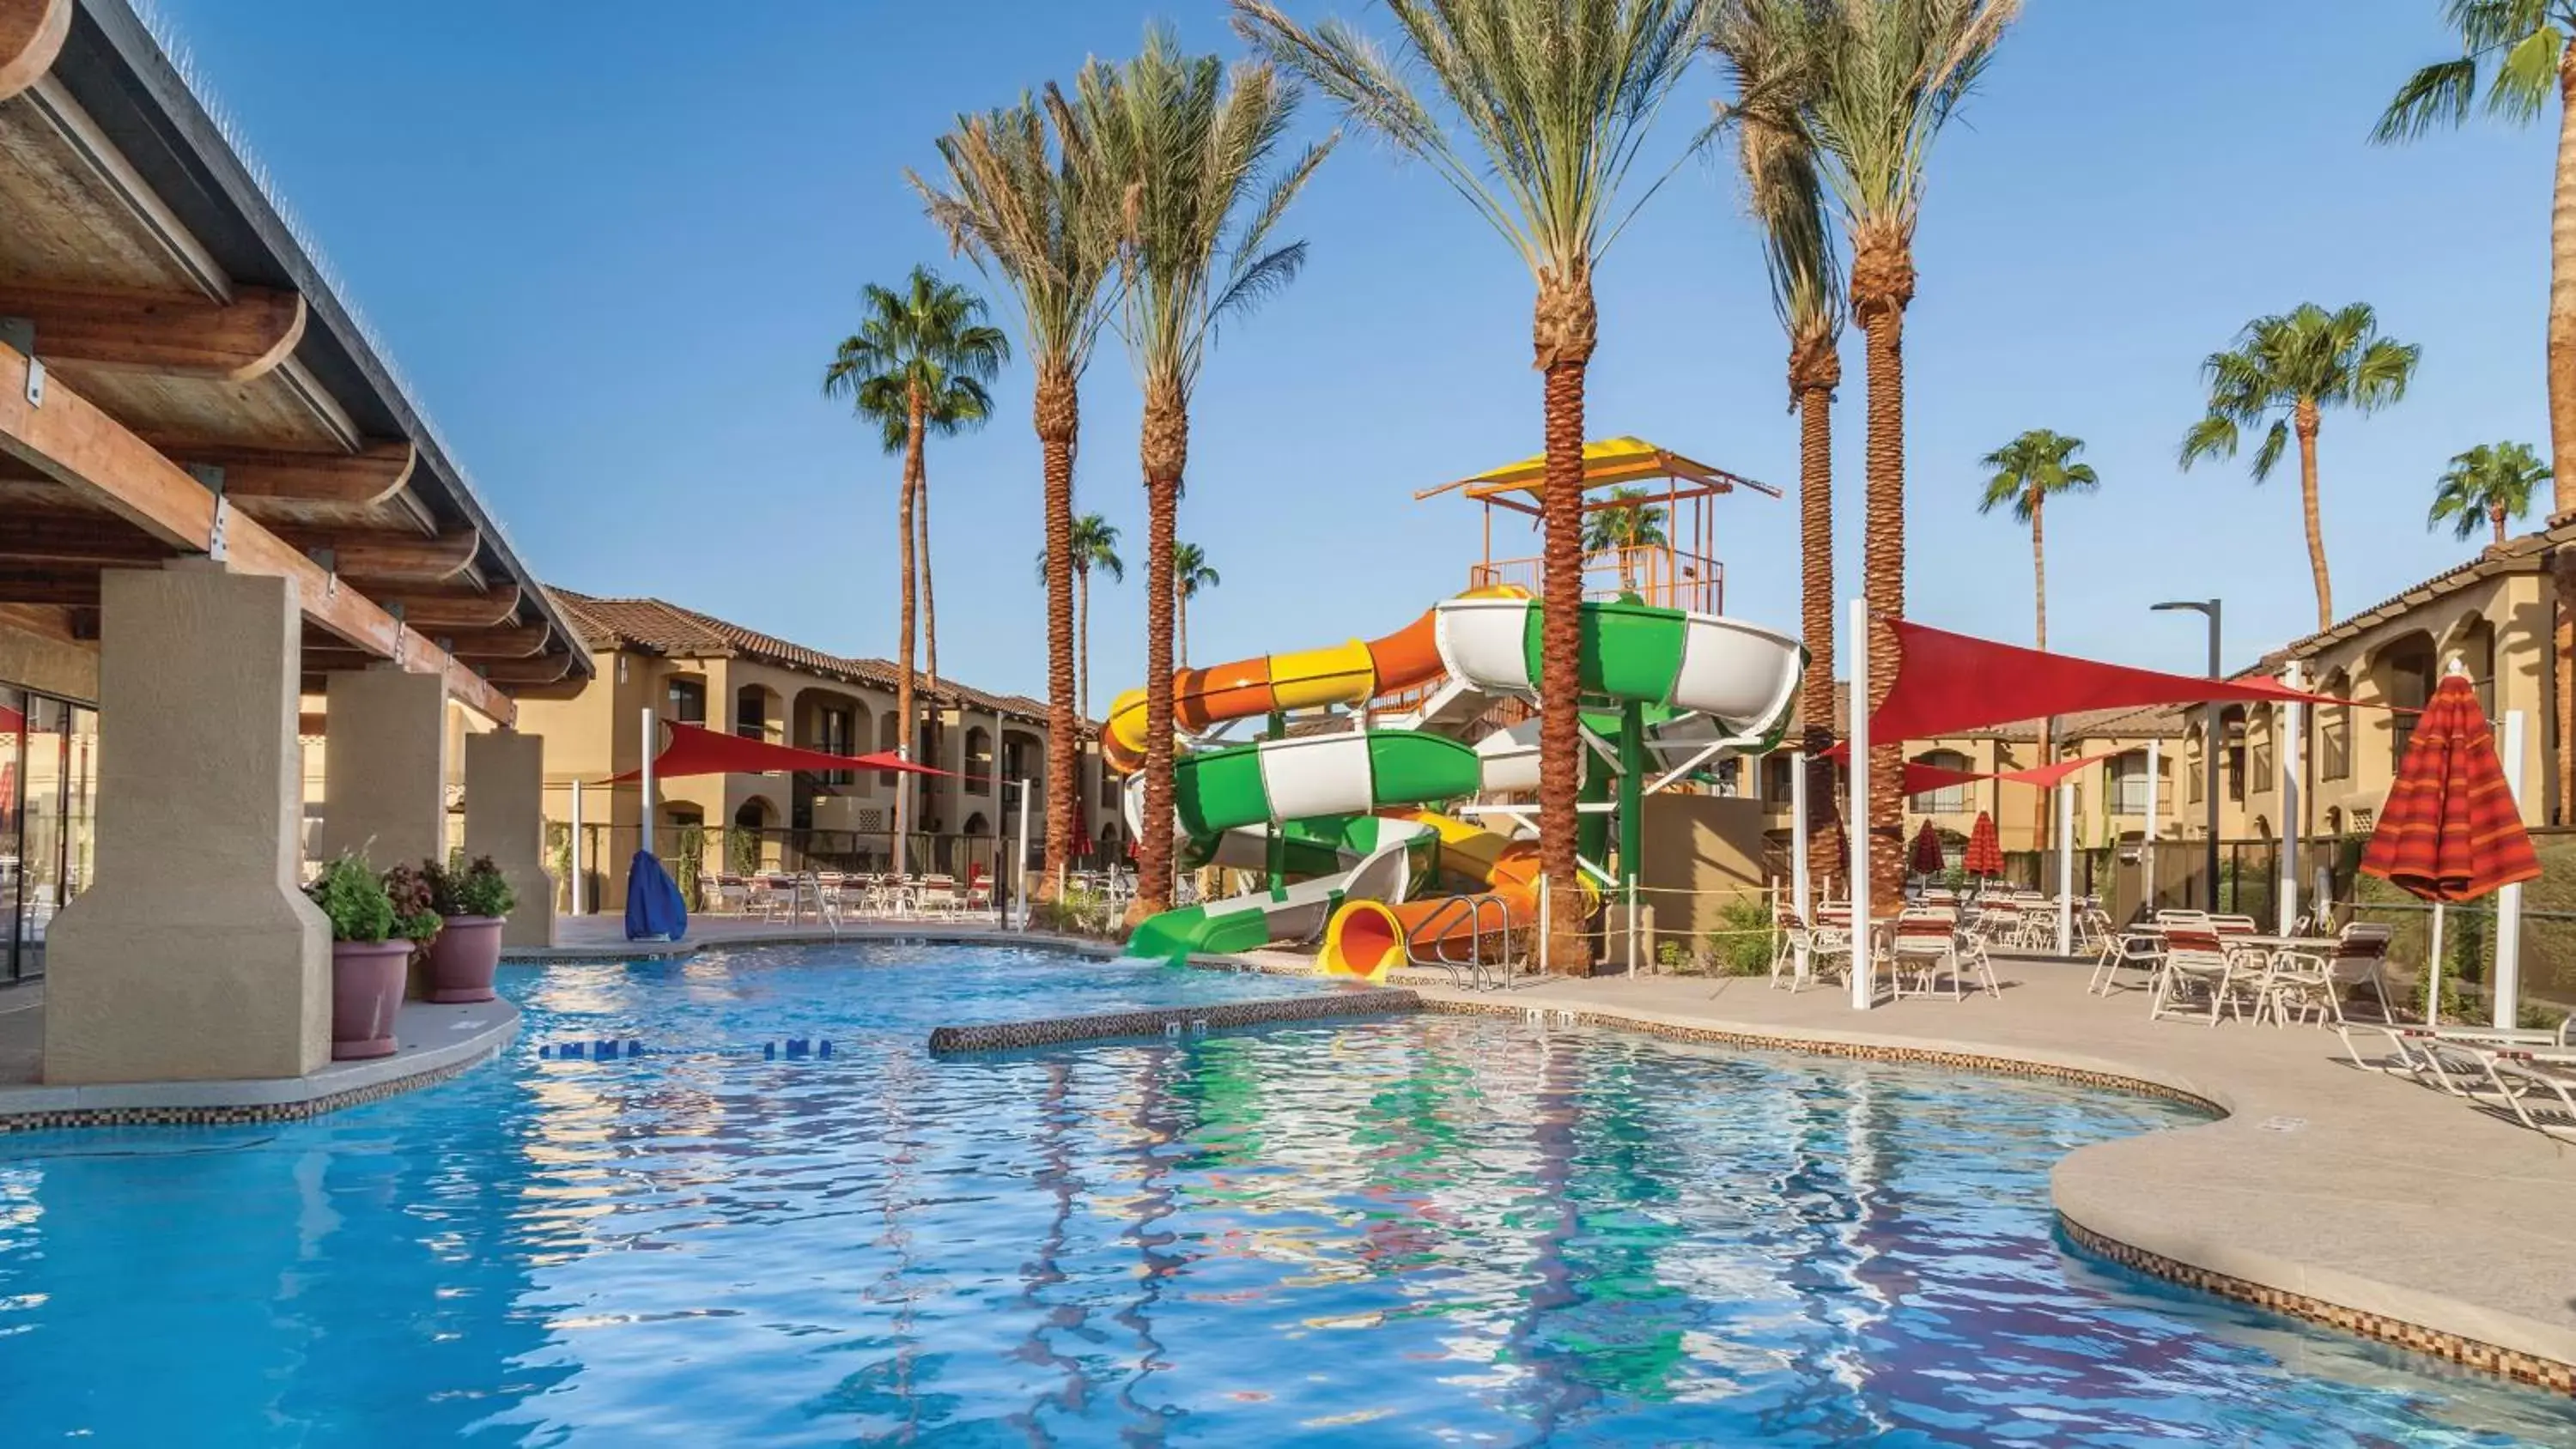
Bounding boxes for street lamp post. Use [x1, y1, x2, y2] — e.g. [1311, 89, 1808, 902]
[2153, 599, 2223, 912]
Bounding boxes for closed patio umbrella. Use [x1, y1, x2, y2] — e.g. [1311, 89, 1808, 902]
[1963, 811, 2005, 879]
[1909, 820, 1946, 878]
[2359, 668, 2540, 1023]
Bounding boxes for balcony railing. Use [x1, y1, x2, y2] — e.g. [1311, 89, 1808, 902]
[1470, 545, 1723, 615]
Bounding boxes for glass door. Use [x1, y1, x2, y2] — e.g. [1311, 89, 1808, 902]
[15, 696, 68, 981]
[0, 687, 21, 982]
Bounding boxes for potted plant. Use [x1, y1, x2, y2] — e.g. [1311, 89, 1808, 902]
[306, 854, 414, 1060]
[424, 854, 515, 1003]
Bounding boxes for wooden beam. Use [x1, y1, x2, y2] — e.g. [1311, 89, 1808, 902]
[378, 584, 520, 631]
[0, 340, 518, 724]
[0, 282, 307, 384]
[0, 510, 172, 567]
[0, 0, 70, 102]
[149, 439, 416, 508]
[442, 625, 550, 660]
[478, 653, 576, 687]
[0, 571, 98, 605]
[268, 525, 479, 583]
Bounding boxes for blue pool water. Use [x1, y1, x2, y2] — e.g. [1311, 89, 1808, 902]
[1, 941, 2571, 1446]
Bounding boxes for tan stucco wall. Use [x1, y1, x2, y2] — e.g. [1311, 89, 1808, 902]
[463, 730, 557, 947]
[45, 564, 329, 1083]
[0, 609, 98, 700]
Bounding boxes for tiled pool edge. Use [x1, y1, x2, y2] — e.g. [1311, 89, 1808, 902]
[0, 1002, 519, 1134]
[927, 988, 1420, 1054]
[1402, 990, 2576, 1397]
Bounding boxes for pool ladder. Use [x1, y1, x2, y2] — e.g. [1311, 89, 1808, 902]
[1404, 891, 1523, 991]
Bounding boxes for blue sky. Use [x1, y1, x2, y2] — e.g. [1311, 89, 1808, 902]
[152, 0, 2548, 699]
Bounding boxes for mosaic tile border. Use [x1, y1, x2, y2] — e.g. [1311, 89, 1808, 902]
[1411, 996, 2221, 1111]
[0, 1028, 515, 1135]
[2059, 1216, 2575, 1396]
[927, 989, 1421, 1055]
[1410, 991, 2576, 1396]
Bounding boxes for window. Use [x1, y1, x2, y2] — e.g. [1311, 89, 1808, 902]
[877, 712, 902, 786]
[2249, 712, 2274, 795]
[2319, 671, 2351, 781]
[814, 705, 854, 785]
[1908, 750, 1971, 814]
[2188, 737, 2204, 803]
[735, 685, 768, 742]
[2220, 707, 2246, 803]
[965, 727, 995, 794]
[665, 676, 707, 727]
[2110, 754, 2152, 815]
[1762, 755, 1793, 803]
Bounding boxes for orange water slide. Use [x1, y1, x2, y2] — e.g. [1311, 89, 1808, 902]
[1098, 603, 1455, 773]
[1316, 813, 1580, 983]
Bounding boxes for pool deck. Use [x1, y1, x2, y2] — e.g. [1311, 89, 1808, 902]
[0, 983, 519, 1129]
[1231, 950, 2576, 1392]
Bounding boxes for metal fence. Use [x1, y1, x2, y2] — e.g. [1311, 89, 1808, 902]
[1996, 828, 2576, 1010]
[544, 821, 1128, 915]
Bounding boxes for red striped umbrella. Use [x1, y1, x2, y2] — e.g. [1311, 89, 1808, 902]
[1908, 820, 1946, 876]
[1963, 811, 2005, 878]
[2360, 672, 2539, 903]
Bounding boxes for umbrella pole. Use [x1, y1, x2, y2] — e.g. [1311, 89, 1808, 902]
[569, 779, 585, 917]
[2426, 900, 2445, 1027]
[2056, 779, 2074, 956]
[2142, 739, 2160, 919]
[1847, 597, 1871, 1011]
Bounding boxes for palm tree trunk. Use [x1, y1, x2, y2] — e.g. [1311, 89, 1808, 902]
[2033, 496, 2049, 852]
[1037, 364, 1078, 898]
[2294, 398, 2331, 632]
[894, 385, 924, 875]
[1793, 349, 1841, 877]
[2495, 504, 2510, 547]
[1534, 273, 1596, 973]
[1135, 378, 1187, 919]
[919, 440, 943, 838]
[1854, 240, 1914, 906]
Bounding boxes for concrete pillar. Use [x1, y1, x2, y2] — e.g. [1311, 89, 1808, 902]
[463, 730, 556, 947]
[315, 665, 448, 869]
[45, 562, 331, 1083]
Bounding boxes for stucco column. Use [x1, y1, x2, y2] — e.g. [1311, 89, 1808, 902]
[315, 665, 447, 869]
[45, 562, 331, 1083]
[463, 729, 556, 947]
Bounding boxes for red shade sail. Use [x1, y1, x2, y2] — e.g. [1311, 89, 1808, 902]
[1909, 821, 1946, 876]
[1963, 812, 2004, 878]
[2359, 674, 2540, 904]
[1829, 747, 2121, 796]
[604, 719, 956, 784]
[1869, 617, 2327, 744]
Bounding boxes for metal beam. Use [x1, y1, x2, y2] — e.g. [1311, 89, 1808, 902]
[0, 339, 514, 723]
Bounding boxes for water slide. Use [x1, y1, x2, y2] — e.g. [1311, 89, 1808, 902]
[1110, 590, 1802, 965]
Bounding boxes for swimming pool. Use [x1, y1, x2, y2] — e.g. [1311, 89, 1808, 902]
[1, 941, 2568, 1445]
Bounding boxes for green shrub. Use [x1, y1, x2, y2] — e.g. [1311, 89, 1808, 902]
[427, 854, 516, 919]
[307, 854, 395, 944]
[1704, 897, 1779, 977]
[380, 861, 442, 949]
[1656, 938, 1693, 973]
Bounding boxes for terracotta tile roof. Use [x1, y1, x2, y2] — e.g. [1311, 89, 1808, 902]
[547, 588, 1050, 722]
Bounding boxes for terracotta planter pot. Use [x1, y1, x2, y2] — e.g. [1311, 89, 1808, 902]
[331, 938, 411, 1060]
[428, 914, 504, 1003]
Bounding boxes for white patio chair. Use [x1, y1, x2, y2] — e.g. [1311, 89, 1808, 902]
[915, 874, 961, 918]
[2148, 928, 2249, 1025]
[2485, 1057, 2576, 1143]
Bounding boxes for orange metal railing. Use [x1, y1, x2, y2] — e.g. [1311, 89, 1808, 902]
[1468, 545, 1722, 614]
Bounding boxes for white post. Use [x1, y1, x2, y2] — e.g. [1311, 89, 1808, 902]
[1847, 597, 1872, 1010]
[639, 706, 657, 864]
[2494, 709, 2528, 1030]
[2142, 739, 2160, 919]
[1537, 874, 1552, 974]
[2280, 662, 2304, 935]
[2426, 900, 2447, 1027]
[2056, 779, 2075, 956]
[1626, 877, 1639, 977]
[1789, 747, 1812, 921]
[569, 779, 586, 916]
[1014, 779, 1032, 931]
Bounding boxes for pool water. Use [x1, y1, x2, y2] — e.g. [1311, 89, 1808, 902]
[1, 942, 2570, 1446]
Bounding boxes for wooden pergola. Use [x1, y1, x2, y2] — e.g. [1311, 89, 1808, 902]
[0, 0, 588, 723]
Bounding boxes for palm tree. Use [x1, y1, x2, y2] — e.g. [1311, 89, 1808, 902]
[2178, 302, 2421, 632]
[2379, 4, 2576, 822]
[1975, 429, 2097, 652]
[1032, 512, 1127, 721]
[1174, 542, 1221, 665]
[1236, 0, 1713, 969]
[1977, 427, 2097, 852]
[1769, 0, 2020, 904]
[913, 95, 1119, 891]
[2429, 440, 2549, 545]
[1712, 0, 1847, 874]
[1581, 488, 1669, 591]
[822, 266, 1009, 870]
[1075, 27, 1330, 917]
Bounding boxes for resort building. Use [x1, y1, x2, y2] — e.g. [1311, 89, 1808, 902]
[519, 590, 1123, 907]
[0, 0, 582, 1078]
